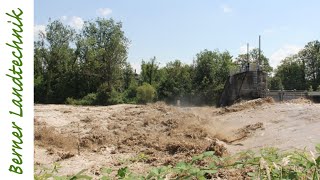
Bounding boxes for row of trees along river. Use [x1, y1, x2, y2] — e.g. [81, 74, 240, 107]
[34, 18, 320, 105]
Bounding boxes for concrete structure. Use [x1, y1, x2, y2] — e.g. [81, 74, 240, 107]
[219, 68, 320, 106]
[218, 36, 320, 106]
[219, 63, 267, 107]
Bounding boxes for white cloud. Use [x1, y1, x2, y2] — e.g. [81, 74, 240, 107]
[221, 5, 232, 13]
[68, 16, 84, 29]
[96, 8, 112, 17]
[61, 15, 67, 21]
[34, 16, 84, 40]
[34, 24, 46, 39]
[60, 16, 84, 30]
[270, 45, 302, 68]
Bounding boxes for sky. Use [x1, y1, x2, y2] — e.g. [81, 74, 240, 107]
[35, 0, 320, 72]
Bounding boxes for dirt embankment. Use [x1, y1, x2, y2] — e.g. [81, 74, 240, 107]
[34, 98, 320, 177]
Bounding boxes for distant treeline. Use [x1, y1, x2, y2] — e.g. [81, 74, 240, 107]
[34, 18, 320, 106]
[270, 41, 320, 91]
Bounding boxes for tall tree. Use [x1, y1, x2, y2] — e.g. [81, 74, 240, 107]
[158, 60, 192, 103]
[275, 55, 306, 90]
[140, 57, 160, 86]
[193, 49, 234, 105]
[34, 20, 76, 103]
[274, 40, 320, 91]
[76, 18, 129, 104]
[122, 62, 135, 90]
[79, 18, 129, 87]
[299, 40, 320, 90]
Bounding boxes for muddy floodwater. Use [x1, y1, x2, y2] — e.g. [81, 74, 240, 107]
[34, 98, 320, 178]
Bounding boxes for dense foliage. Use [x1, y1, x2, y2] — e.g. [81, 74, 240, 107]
[35, 18, 320, 106]
[272, 41, 320, 91]
[34, 19, 237, 105]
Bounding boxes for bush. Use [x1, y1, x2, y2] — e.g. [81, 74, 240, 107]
[123, 84, 138, 104]
[66, 84, 126, 106]
[65, 97, 77, 105]
[136, 83, 156, 104]
[81, 93, 97, 105]
[65, 93, 97, 105]
[96, 83, 123, 105]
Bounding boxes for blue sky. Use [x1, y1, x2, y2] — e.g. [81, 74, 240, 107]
[35, 0, 320, 71]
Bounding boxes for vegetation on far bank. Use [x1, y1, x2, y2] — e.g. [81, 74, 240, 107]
[35, 18, 320, 106]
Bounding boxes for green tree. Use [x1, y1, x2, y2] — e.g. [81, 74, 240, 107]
[158, 60, 192, 103]
[299, 40, 320, 90]
[273, 40, 320, 91]
[34, 20, 76, 103]
[193, 50, 235, 105]
[76, 18, 129, 104]
[275, 55, 306, 90]
[34, 40, 47, 103]
[268, 76, 283, 90]
[140, 57, 159, 86]
[34, 18, 130, 105]
[122, 62, 136, 90]
[122, 63, 138, 103]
